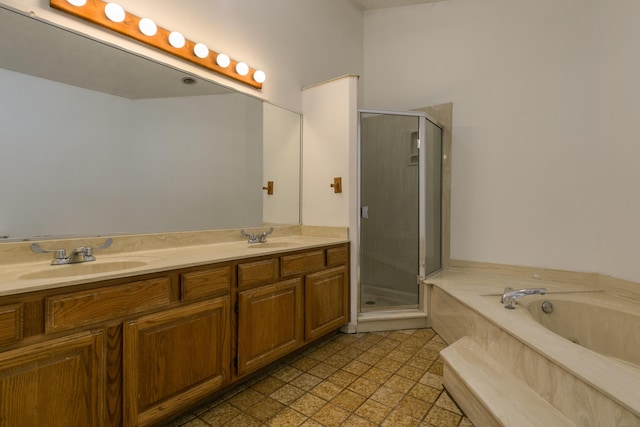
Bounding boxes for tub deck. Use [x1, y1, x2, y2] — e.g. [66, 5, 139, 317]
[426, 269, 640, 426]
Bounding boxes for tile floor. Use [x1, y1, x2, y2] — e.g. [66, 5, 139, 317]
[164, 329, 474, 427]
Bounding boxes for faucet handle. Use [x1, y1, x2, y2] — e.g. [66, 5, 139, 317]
[30, 243, 66, 259]
[85, 238, 113, 260]
[501, 287, 514, 303]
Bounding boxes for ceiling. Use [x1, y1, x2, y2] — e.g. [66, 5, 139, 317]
[352, 0, 448, 10]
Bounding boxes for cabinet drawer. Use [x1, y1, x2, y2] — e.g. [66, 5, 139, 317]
[237, 258, 278, 288]
[46, 277, 171, 333]
[0, 303, 22, 346]
[326, 246, 348, 267]
[280, 250, 325, 277]
[181, 265, 231, 301]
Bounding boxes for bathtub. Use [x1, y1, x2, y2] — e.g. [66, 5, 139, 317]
[427, 269, 640, 426]
[520, 292, 640, 368]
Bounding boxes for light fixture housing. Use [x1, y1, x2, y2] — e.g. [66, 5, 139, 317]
[50, 0, 264, 89]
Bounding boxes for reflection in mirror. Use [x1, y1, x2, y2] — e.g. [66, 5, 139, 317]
[0, 6, 300, 241]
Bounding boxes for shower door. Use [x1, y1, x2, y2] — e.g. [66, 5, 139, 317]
[359, 110, 442, 312]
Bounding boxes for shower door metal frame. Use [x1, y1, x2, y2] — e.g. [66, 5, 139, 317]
[357, 108, 432, 313]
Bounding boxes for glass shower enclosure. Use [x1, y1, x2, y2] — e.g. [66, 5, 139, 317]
[359, 109, 442, 312]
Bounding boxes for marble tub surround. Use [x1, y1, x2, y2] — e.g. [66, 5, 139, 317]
[426, 269, 640, 426]
[0, 225, 349, 296]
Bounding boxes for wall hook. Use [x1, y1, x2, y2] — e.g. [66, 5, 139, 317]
[330, 177, 342, 193]
[262, 181, 274, 195]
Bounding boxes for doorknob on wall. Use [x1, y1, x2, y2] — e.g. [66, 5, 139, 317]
[330, 177, 342, 193]
[262, 181, 274, 195]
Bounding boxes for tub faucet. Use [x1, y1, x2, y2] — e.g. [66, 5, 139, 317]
[501, 287, 547, 309]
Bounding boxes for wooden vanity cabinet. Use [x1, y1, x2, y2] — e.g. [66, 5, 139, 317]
[123, 298, 230, 427]
[0, 330, 104, 426]
[236, 278, 304, 376]
[235, 243, 349, 378]
[0, 243, 348, 426]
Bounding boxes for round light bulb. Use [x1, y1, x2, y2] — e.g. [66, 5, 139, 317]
[235, 62, 249, 76]
[216, 53, 230, 68]
[168, 32, 185, 48]
[253, 70, 266, 83]
[138, 18, 157, 36]
[104, 3, 125, 23]
[66, 0, 87, 6]
[193, 43, 209, 59]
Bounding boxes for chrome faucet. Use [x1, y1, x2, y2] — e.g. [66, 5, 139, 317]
[240, 227, 273, 244]
[501, 287, 547, 309]
[30, 238, 113, 265]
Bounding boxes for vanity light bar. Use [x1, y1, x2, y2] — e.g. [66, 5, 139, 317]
[50, 0, 265, 89]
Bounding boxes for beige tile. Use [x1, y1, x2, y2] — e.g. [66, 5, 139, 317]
[307, 362, 339, 379]
[362, 366, 394, 384]
[343, 414, 377, 426]
[268, 407, 308, 427]
[324, 353, 352, 369]
[290, 356, 320, 372]
[338, 346, 365, 359]
[250, 376, 286, 395]
[434, 391, 462, 415]
[310, 403, 350, 427]
[459, 416, 475, 427]
[386, 349, 414, 363]
[227, 388, 264, 410]
[270, 384, 306, 405]
[327, 369, 358, 387]
[409, 383, 441, 403]
[418, 372, 444, 390]
[222, 413, 262, 427]
[427, 359, 444, 376]
[289, 372, 323, 391]
[272, 365, 304, 382]
[368, 339, 401, 355]
[395, 395, 432, 419]
[306, 347, 336, 362]
[199, 402, 241, 426]
[310, 380, 343, 400]
[343, 360, 372, 376]
[396, 364, 427, 381]
[375, 356, 404, 373]
[385, 374, 416, 393]
[348, 377, 381, 398]
[380, 410, 421, 427]
[370, 385, 405, 407]
[330, 389, 367, 412]
[423, 406, 462, 427]
[290, 393, 327, 417]
[356, 350, 384, 365]
[299, 419, 325, 427]
[244, 396, 286, 423]
[355, 399, 392, 424]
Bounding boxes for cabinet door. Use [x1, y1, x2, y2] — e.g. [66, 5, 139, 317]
[123, 298, 230, 427]
[237, 278, 303, 377]
[0, 331, 104, 427]
[305, 266, 349, 341]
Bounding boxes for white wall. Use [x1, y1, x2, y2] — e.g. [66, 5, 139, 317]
[1, 0, 364, 112]
[301, 76, 358, 228]
[364, 0, 601, 274]
[596, 1, 640, 282]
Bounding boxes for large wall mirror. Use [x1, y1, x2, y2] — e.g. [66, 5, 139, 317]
[0, 6, 301, 241]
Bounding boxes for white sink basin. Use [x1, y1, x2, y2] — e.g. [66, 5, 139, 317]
[19, 260, 148, 280]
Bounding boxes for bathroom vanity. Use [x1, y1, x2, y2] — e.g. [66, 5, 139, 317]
[0, 237, 349, 426]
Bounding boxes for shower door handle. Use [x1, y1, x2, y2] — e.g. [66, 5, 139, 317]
[361, 206, 369, 219]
